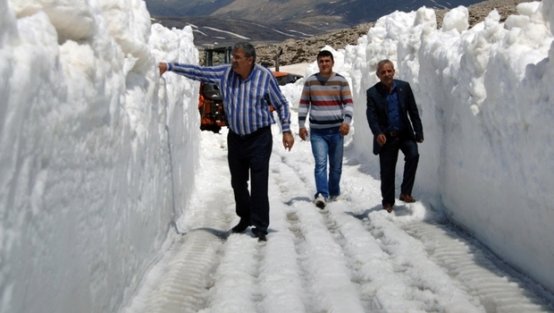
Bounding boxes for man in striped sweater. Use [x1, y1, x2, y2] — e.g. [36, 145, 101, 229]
[298, 50, 354, 209]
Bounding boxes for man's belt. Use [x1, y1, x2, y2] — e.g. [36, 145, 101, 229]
[388, 130, 400, 137]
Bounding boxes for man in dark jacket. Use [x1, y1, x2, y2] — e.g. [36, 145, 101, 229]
[366, 59, 423, 213]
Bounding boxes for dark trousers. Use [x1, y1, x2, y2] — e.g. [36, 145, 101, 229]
[227, 127, 272, 232]
[379, 135, 419, 206]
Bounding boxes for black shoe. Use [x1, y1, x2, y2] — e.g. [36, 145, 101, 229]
[251, 227, 267, 242]
[231, 219, 249, 233]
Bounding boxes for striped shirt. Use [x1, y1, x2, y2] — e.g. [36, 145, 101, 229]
[298, 72, 354, 129]
[168, 63, 291, 135]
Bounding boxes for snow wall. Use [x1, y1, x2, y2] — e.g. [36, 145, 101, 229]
[346, 1, 554, 292]
[0, 0, 200, 312]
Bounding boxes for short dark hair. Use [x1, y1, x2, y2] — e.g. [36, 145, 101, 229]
[317, 50, 334, 62]
[233, 41, 256, 62]
[377, 59, 394, 71]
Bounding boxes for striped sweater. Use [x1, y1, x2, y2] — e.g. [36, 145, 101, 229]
[298, 72, 354, 129]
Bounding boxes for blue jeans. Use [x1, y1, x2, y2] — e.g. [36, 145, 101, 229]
[310, 127, 344, 199]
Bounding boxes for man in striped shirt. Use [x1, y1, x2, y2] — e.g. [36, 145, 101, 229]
[159, 42, 295, 241]
[298, 50, 354, 209]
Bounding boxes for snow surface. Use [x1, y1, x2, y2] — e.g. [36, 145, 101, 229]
[1, 0, 554, 312]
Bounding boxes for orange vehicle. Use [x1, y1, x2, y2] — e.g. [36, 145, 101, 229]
[198, 82, 226, 133]
[272, 71, 303, 86]
[198, 46, 231, 133]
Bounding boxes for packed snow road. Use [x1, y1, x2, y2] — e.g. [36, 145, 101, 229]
[122, 126, 554, 313]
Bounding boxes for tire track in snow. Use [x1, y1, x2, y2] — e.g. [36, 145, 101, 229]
[273, 148, 369, 313]
[275, 131, 554, 312]
[257, 208, 307, 313]
[271, 155, 351, 313]
[198, 234, 262, 313]
[123, 132, 234, 313]
[292, 200, 367, 313]
[403, 221, 554, 313]
[317, 207, 387, 312]
[311, 197, 484, 312]
[252, 161, 310, 313]
[276, 143, 446, 311]
[136, 230, 225, 313]
[275, 139, 486, 312]
[359, 210, 485, 312]
[343, 143, 554, 312]
[285, 210, 321, 313]
[123, 221, 231, 313]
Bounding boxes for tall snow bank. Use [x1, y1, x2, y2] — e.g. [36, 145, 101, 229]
[0, 0, 200, 312]
[345, 1, 554, 292]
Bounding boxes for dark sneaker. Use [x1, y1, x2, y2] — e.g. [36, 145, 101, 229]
[314, 194, 326, 209]
[399, 194, 416, 203]
[231, 219, 250, 233]
[383, 203, 393, 213]
[251, 227, 267, 242]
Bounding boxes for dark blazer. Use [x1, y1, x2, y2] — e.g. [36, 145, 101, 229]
[366, 79, 423, 155]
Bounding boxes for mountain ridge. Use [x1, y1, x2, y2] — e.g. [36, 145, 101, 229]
[147, 0, 488, 47]
[254, 0, 531, 67]
[149, 0, 531, 66]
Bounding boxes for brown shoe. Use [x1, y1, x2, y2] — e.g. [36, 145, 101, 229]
[383, 203, 393, 213]
[399, 194, 416, 203]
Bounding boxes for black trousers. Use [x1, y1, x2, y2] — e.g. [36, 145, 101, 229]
[379, 135, 419, 206]
[227, 127, 272, 232]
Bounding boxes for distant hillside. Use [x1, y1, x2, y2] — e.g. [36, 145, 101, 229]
[150, 15, 320, 48]
[146, 0, 487, 47]
[148, 0, 531, 66]
[252, 0, 532, 65]
[253, 0, 531, 67]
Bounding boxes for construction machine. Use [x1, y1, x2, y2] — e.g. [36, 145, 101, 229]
[198, 46, 231, 133]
